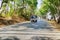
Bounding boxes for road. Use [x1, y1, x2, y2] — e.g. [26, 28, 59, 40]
[0, 19, 54, 31]
[0, 19, 60, 40]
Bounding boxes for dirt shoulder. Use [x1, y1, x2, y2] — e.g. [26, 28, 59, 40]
[0, 16, 27, 27]
[48, 20, 60, 31]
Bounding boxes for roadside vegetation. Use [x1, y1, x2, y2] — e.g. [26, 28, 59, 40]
[39, 0, 60, 29]
[38, 0, 60, 28]
[0, 0, 37, 26]
[39, 0, 60, 23]
[0, 0, 60, 27]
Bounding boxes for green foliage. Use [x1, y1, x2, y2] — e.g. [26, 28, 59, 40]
[26, 0, 37, 10]
[0, 0, 37, 20]
[3, 0, 9, 3]
[39, 0, 60, 16]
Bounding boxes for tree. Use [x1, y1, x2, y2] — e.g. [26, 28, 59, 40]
[39, 0, 60, 17]
[0, 0, 37, 20]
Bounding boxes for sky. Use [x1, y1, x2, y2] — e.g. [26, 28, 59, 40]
[0, 0, 2, 8]
[37, 0, 42, 9]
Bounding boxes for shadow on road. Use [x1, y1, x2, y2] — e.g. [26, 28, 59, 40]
[12, 21, 54, 31]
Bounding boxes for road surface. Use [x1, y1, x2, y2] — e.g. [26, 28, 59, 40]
[0, 19, 54, 32]
[0, 19, 60, 40]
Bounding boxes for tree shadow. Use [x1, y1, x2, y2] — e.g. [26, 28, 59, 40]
[10, 21, 54, 31]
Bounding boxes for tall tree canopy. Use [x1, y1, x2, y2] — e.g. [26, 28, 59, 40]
[0, 0, 37, 20]
[39, 0, 60, 16]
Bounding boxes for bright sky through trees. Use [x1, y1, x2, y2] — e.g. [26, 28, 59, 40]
[37, 0, 42, 9]
[0, 0, 2, 8]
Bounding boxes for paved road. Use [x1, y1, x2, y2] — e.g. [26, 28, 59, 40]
[0, 19, 54, 31]
[0, 19, 60, 40]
